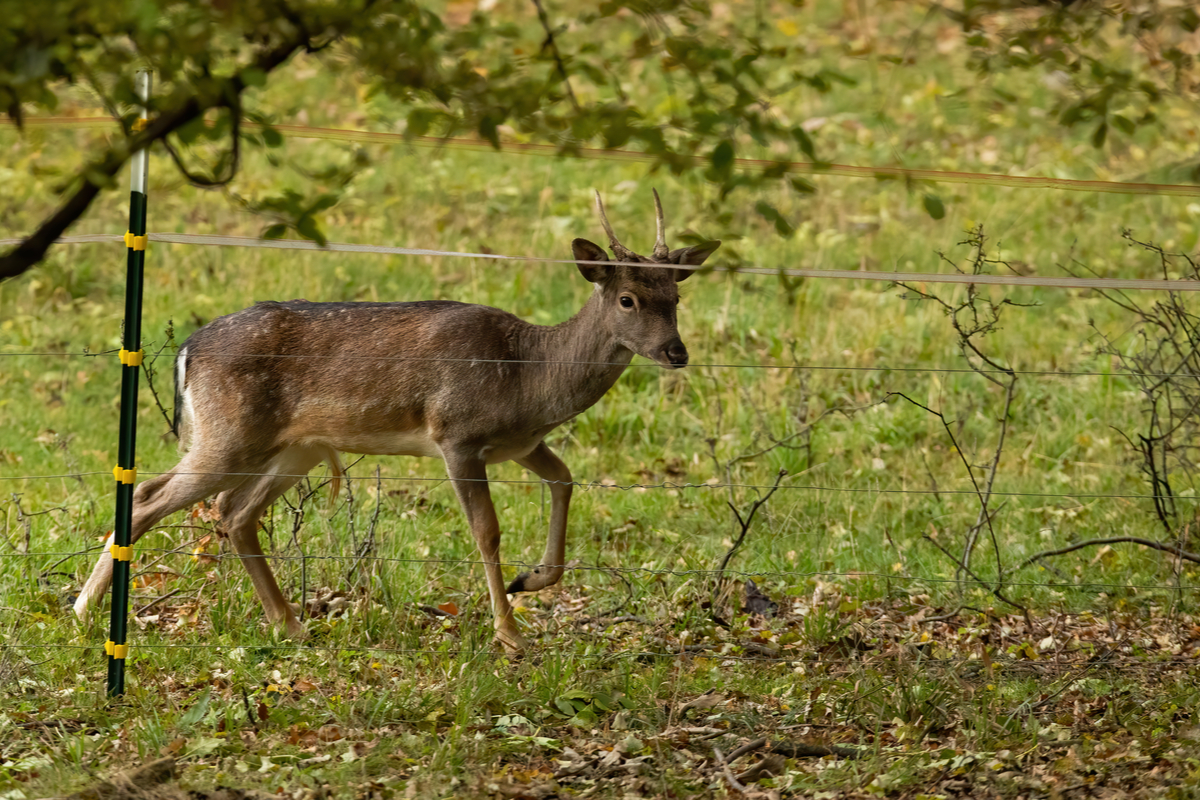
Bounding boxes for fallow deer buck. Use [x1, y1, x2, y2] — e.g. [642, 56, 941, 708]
[75, 190, 718, 652]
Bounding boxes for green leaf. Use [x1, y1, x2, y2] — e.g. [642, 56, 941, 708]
[186, 737, 224, 758]
[1091, 120, 1108, 149]
[1111, 114, 1135, 135]
[179, 688, 211, 727]
[591, 692, 615, 712]
[479, 115, 500, 149]
[711, 140, 735, 179]
[295, 215, 327, 247]
[1059, 104, 1086, 127]
[790, 126, 816, 161]
[174, 117, 206, 145]
[754, 200, 794, 237]
[262, 224, 288, 240]
[407, 108, 435, 138]
[789, 177, 816, 194]
[260, 123, 284, 149]
[308, 194, 338, 213]
[922, 193, 946, 220]
[240, 67, 267, 88]
[567, 707, 598, 726]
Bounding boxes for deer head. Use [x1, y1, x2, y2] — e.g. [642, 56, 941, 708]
[571, 190, 720, 368]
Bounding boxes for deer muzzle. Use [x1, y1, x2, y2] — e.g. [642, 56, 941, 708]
[658, 338, 689, 368]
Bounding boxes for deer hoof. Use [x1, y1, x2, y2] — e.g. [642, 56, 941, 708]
[274, 606, 307, 639]
[508, 566, 563, 594]
[496, 628, 530, 654]
[506, 571, 532, 594]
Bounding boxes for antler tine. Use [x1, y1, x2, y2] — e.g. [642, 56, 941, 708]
[594, 190, 635, 261]
[651, 188, 669, 261]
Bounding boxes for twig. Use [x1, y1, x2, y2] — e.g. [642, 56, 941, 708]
[923, 532, 1030, 624]
[8, 494, 32, 554]
[889, 391, 1020, 605]
[712, 747, 747, 793]
[141, 335, 177, 439]
[895, 228, 1030, 593]
[240, 687, 259, 732]
[709, 469, 786, 624]
[530, 0, 580, 111]
[160, 94, 242, 187]
[717, 469, 787, 577]
[1017, 536, 1200, 571]
[41, 544, 105, 575]
[726, 736, 863, 762]
[726, 737, 769, 762]
[345, 466, 382, 587]
[593, 561, 636, 618]
[282, 478, 320, 622]
[135, 589, 183, 616]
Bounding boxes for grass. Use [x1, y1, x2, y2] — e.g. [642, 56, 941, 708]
[4, 2, 1200, 797]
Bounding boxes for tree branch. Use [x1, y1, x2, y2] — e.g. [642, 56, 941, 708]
[0, 31, 318, 283]
[530, 0, 580, 111]
[1017, 536, 1200, 572]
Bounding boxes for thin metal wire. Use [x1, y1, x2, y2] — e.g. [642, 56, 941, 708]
[0, 348, 1176, 383]
[0, 469, 1193, 505]
[9, 546, 1197, 591]
[6, 116, 1200, 199]
[3, 230, 1199, 291]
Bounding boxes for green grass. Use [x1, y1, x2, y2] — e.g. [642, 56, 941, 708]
[5, 2, 1200, 797]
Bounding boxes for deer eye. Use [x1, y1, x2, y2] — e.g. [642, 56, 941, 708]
[619, 295, 635, 309]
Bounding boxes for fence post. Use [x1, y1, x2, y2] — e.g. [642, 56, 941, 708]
[106, 69, 151, 697]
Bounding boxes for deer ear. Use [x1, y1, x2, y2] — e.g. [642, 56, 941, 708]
[669, 240, 720, 282]
[573, 238, 613, 283]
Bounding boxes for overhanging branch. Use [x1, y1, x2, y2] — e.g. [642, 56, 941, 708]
[0, 32, 321, 283]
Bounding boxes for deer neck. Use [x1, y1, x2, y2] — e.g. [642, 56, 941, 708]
[519, 292, 633, 422]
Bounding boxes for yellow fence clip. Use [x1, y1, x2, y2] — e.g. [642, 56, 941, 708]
[105, 640, 130, 659]
[132, 117, 149, 132]
[123, 231, 148, 251]
[119, 348, 144, 367]
[109, 544, 134, 562]
[112, 465, 137, 484]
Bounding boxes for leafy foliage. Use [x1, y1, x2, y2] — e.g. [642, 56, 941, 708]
[960, 1, 1200, 157]
[0, 0, 850, 280]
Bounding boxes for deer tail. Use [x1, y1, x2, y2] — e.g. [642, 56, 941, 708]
[325, 448, 346, 511]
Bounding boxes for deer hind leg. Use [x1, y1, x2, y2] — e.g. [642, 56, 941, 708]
[215, 445, 325, 638]
[508, 442, 572, 594]
[443, 449, 529, 653]
[74, 456, 244, 624]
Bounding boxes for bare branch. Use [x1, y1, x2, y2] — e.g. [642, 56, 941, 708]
[0, 31, 322, 282]
[1017, 536, 1200, 571]
[530, 0, 580, 111]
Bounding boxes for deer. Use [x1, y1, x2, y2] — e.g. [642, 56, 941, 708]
[74, 190, 719, 652]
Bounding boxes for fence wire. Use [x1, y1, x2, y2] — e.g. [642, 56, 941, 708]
[2, 547, 1195, 593]
[0, 470, 1196, 506]
[5, 116, 1200, 199]
[2, 230, 1198, 291]
[0, 348, 1180, 383]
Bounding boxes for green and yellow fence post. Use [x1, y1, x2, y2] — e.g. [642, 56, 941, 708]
[107, 69, 151, 697]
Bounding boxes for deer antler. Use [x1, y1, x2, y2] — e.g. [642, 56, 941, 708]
[594, 191, 637, 262]
[652, 188, 669, 262]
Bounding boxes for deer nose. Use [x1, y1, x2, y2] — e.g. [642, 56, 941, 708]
[662, 338, 689, 368]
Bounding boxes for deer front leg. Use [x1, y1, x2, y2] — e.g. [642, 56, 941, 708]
[444, 451, 530, 653]
[508, 442, 572, 594]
